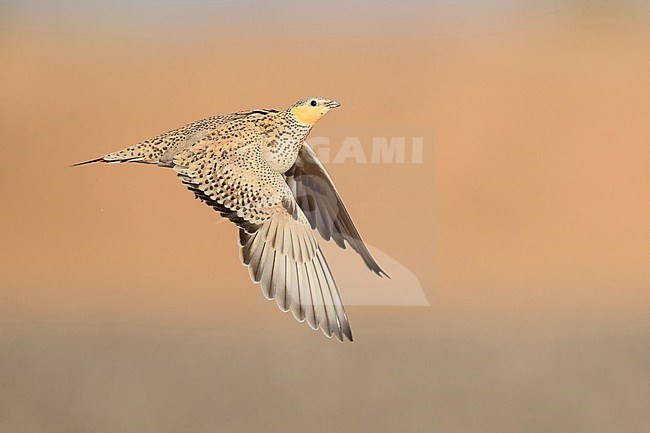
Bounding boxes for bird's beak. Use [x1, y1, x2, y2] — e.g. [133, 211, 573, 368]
[325, 100, 341, 109]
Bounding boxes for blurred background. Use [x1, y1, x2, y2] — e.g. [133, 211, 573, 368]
[1, 1, 649, 431]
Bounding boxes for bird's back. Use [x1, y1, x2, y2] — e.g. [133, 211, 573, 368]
[88, 108, 280, 167]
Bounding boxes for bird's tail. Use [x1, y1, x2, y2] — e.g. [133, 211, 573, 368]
[71, 157, 106, 167]
[72, 142, 161, 167]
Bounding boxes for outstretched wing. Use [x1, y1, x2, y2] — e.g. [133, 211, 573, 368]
[172, 130, 352, 341]
[285, 143, 388, 277]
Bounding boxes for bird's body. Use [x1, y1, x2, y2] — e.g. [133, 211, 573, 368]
[75, 97, 386, 342]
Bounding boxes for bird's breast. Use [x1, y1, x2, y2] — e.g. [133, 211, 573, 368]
[262, 131, 304, 173]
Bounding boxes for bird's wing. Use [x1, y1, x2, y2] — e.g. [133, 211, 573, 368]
[285, 143, 388, 277]
[172, 131, 352, 341]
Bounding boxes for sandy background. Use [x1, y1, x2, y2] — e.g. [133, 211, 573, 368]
[1, 1, 649, 432]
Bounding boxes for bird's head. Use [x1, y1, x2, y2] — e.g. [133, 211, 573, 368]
[289, 97, 341, 126]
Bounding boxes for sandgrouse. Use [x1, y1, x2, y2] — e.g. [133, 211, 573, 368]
[75, 97, 387, 341]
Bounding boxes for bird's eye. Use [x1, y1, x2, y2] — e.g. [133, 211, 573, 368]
[310, 100, 317, 107]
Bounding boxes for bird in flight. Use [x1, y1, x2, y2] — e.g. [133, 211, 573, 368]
[74, 97, 387, 341]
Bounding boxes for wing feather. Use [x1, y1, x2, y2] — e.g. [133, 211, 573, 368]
[286, 143, 388, 277]
[296, 261, 315, 329]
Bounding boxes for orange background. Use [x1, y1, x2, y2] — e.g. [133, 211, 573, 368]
[1, 2, 649, 431]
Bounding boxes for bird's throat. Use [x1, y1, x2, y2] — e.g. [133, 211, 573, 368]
[290, 106, 323, 126]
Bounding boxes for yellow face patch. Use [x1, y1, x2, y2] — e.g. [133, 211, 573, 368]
[291, 106, 325, 126]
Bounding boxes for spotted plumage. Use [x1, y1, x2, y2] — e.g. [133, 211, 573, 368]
[74, 97, 387, 342]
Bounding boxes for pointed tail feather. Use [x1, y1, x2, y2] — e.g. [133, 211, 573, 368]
[71, 155, 147, 167]
[70, 157, 105, 167]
